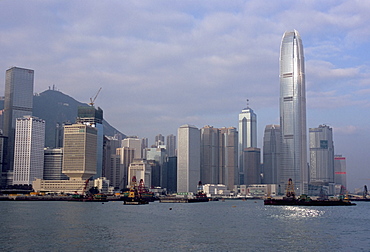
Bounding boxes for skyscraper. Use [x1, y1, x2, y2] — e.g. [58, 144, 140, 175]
[177, 124, 200, 193]
[122, 137, 142, 159]
[220, 127, 238, 190]
[13, 116, 45, 185]
[62, 124, 97, 180]
[279, 30, 308, 195]
[43, 148, 67, 180]
[243, 147, 261, 185]
[166, 134, 176, 157]
[334, 155, 347, 190]
[309, 125, 334, 185]
[262, 125, 281, 184]
[76, 106, 103, 179]
[200, 125, 219, 185]
[3, 67, 34, 178]
[238, 105, 257, 182]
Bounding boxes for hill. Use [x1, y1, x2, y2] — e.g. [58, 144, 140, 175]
[0, 89, 125, 147]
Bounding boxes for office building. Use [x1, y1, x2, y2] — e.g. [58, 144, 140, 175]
[43, 148, 67, 180]
[13, 116, 45, 185]
[238, 105, 257, 178]
[334, 155, 347, 189]
[243, 147, 261, 185]
[0, 134, 8, 187]
[279, 30, 308, 195]
[166, 134, 176, 157]
[122, 137, 142, 159]
[76, 106, 103, 179]
[309, 125, 334, 185]
[177, 124, 200, 193]
[3, 67, 34, 179]
[154, 134, 165, 147]
[116, 147, 135, 189]
[103, 136, 121, 188]
[262, 125, 281, 184]
[62, 124, 97, 180]
[146, 147, 167, 188]
[127, 159, 151, 188]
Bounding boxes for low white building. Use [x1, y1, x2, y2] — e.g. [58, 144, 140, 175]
[203, 184, 231, 197]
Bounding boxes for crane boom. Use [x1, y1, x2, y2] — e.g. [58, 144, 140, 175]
[89, 87, 102, 106]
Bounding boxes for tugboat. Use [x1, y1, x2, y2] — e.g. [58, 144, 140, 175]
[122, 176, 154, 205]
[264, 178, 356, 206]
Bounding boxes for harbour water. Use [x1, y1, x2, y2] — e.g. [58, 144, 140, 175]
[1, 200, 369, 251]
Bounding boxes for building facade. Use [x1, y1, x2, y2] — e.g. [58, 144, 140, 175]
[3, 67, 34, 180]
[279, 30, 308, 195]
[309, 125, 334, 185]
[122, 137, 142, 159]
[43, 148, 67, 180]
[243, 147, 261, 185]
[177, 124, 200, 193]
[62, 124, 97, 180]
[76, 106, 104, 179]
[13, 116, 45, 185]
[334, 155, 347, 190]
[238, 106, 257, 180]
[166, 134, 176, 157]
[262, 125, 281, 184]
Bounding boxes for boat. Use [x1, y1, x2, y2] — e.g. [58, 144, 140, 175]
[264, 178, 356, 206]
[121, 176, 153, 205]
[159, 181, 209, 203]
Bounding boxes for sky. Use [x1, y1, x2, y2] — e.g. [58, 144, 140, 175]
[1, 0, 370, 192]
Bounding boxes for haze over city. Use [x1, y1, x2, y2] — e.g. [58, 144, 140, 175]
[1, 1, 370, 191]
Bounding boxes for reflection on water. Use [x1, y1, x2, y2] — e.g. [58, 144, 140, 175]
[272, 206, 325, 219]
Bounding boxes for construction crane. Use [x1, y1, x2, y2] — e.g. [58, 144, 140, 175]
[89, 87, 102, 106]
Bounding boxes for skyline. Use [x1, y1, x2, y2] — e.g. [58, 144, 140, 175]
[1, 1, 370, 191]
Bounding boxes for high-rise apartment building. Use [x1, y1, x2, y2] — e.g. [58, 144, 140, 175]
[13, 116, 45, 185]
[76, 106, 103, 179]
[220, 127, 238, 190]
[166, 134, 176, 157]
[238, 105, 257, 179]
[177, 124, 200, 193]
[3, 67, 34, 178]
[279, 30, 308, 195]
[309, 125, 334, 185]
[201, 126, 219, 185]
[200, 126, 238, 190]
[262, 125, 281, 184]
[62, 124, 97, 180]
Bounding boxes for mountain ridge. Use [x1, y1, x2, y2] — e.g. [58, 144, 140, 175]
[0, 89, 125, 147]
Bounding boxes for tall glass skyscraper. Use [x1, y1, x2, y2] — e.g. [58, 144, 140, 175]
[279, 30, 308, 195]
[262, 125, 281, 184]
[238, 105, 257, 184]
[309, 125, 334, 185]
[3, 67, 34, 181]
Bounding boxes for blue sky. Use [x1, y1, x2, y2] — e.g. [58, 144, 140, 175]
[1, 0, 370, 191]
